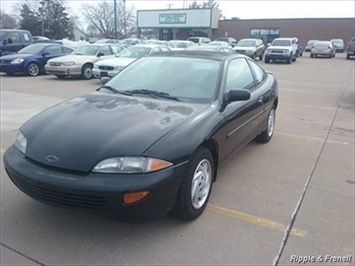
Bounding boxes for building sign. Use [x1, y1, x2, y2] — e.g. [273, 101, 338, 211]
[250, 28, 280, 35]
[159, 13, 186, 24]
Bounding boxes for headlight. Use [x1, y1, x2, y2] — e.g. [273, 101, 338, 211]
[62, 61, 75, 66]
[92, 157, 173, 173]
[266, 48, 272, 53]
[14, 131, 27, 154]
[11, 58, 24, 64]
[114, 66, 125, 71]
[283, 49, 291, 53]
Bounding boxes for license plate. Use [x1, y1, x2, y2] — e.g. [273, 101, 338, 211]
[100, 71, 108, 77]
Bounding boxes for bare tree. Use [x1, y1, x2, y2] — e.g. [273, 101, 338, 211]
[81, 0, 136, 39]
[0, 10, 18, 29]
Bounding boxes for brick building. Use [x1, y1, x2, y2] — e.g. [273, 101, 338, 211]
[213, 18, 355, 45]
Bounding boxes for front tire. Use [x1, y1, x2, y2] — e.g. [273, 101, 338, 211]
[264, 57, 270, 63]
[26, 62, 40, 76]
[81, 63, 93, 79]
[172, 147, 214, 221]
[256, 107, 276, 143]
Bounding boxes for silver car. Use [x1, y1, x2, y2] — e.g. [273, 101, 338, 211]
[310, 41, 336, 58]
[92, 44, 171, 79]
[233, 38, 265, 60]
[331, 39, 344, 53]
[305, 40, 319, 52]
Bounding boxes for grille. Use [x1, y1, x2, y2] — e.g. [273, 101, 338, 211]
[236, 50, 246, 53]
[270, 50, 284, 53]
[99, 66, 114, 70]
[50, 62, 63, 66]
[9, 172, 107, 210]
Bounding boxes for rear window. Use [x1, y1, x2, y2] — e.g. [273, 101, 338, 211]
[314, 42, 330, 49]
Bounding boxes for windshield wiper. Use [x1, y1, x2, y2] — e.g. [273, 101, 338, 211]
[123, 89, 180, 101]
[98, 85, 132, 95]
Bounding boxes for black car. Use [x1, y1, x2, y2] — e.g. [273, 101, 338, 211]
[4, 51, 279, 222]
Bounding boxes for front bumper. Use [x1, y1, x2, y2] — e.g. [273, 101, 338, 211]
[4, 146, 187, 220]
[265, 52, 291, 60]
[92, 67, 120, 78]
[45, 65, 82, 76]
[0, 63, 25, 74]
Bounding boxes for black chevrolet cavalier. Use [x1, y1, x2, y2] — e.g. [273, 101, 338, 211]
[4, 51, 278, 221]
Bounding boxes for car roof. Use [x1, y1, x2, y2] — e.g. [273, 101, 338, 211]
[145, 50, 245, 61]
[1, 29, 30, 32]
[273, 38, 292, 41]
[127, 44, 167, 48]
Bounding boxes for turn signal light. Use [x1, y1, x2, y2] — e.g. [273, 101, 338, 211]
[123, 191, 150, 205]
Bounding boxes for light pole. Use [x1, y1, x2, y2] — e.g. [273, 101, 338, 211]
[123, 0, 126, 37]
[40, 0, 45, 36]
[114, 0, 117, 39]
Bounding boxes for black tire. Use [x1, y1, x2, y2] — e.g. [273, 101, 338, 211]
[292, 56, 297, 62]
[26, 62, 40, 76]
[256, 107, 276, 143]
[251, 53, 256, 60]
[310, 54, 314, 58]
[286, 56, 292, 64]
[171, 147, 214, 221]
[81, 63, 93, 79]
[259, 53, 264, 60]
[264, 57, 270, 63]
[55, 75, 66, 79]
[346, 54, 350, 59]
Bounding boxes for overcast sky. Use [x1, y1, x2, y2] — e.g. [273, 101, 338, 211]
[1, 0, 354, 19]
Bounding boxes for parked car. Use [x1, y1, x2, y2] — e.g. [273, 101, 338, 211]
[45, 44, 123, 79]
[4, 51, 278, 222]
[305, 40, 319, 52]
[310, 41, 336, 58]
[144, 39, 173, 48]
[95, 39, 122, 44]
[186, 45, 234, 53]
[330, 39, 345, 53]
[233, 38, 265, 60]
[0, 43, 73, 76]
[264, 37, 298, 64]
[33, 36, 51, 43]
[208, 41, 232, 48]
[187, 37, 211, 45]
[0, 29, 34, 56]
[93, 44, 171, 78]
[120, 38, 144, 48]
[169, 40, 196, 51]
[346, 37, 355, 59]
[214, 37, 237, 47]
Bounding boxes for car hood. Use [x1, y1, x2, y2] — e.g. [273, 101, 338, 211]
[268, 46, 291, 50]
[48, 55, 97, 64]
[0, 53, 35, 60]
[96, 57, 137, 67]
[233, 47, 255, 51]
[21, 92, 207, 172]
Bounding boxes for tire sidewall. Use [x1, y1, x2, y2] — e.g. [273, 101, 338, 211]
[27, 62, 40, 76]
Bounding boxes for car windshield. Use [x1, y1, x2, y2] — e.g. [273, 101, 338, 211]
[209, 42, 224, 46]
[121, 39, 137, 45]
[104, 57, 222, 103]
[18, 44, 46, 54]
[236, 40, 256, 47]
[314, 42, 330, 49]
[307, 40, 318, 45]
[331, 39, 343, 44]
[187, 38, 200, 44]
[72, 45, 100, 56]
[271, 40, 291, 46]
[117, 47, 151, 58]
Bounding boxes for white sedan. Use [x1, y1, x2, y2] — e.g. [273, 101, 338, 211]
[93, 44, 171, 78]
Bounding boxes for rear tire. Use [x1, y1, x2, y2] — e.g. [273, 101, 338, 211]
[346, 54, 350, 59]
[256, 107, 276, 143]
[264, 57, 270, 63]
[171, 147, 214, 221]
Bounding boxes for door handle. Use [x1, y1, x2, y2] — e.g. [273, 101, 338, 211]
[258, 96, 264, 104]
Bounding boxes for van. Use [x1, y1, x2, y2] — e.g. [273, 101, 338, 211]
[0, 29, 34, 56]
[187, 37, 211, 45]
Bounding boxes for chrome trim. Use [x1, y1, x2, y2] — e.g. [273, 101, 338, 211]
[227, 110, 264, 139]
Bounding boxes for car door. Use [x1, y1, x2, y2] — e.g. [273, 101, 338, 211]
[2, 31, 23, 55]
[218, 58, 264, 163]
[98, 45, 115, 60]
[41, 45, 65, 66]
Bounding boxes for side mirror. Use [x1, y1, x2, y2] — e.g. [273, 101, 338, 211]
[225, 89, 251, 103]
[97, 53, 104, 57]
[42, 52, 49, 57]
[100, 76, 111, 85]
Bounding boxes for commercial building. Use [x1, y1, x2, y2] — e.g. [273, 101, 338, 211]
[137, 8, 354, 45]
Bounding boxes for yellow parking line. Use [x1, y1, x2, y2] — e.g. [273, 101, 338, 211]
[207, 204, 306, 238]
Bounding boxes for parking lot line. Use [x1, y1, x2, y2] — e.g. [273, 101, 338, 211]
[207, 204, 307, 238]
[275, 131, 350, 145]
[280, 102, 336, 110]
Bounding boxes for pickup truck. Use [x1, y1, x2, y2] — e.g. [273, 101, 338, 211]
[346, 37, 355, 59]
[0, 29, 34, 56]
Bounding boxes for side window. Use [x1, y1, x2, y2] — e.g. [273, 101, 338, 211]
[62, 47, 73, 54]
[6, 32, 21, 43]
[111, 45, 123, 54]
[225, 58, 254, 91]
[23, 32, 31, 42]
[44, 46, 62, 55]
[151, 47, 161, 53]
[248, 60, 266, 84]
[98, 45, 112, 56]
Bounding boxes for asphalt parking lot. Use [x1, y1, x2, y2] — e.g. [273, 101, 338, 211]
[1, 53, 354, 265]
